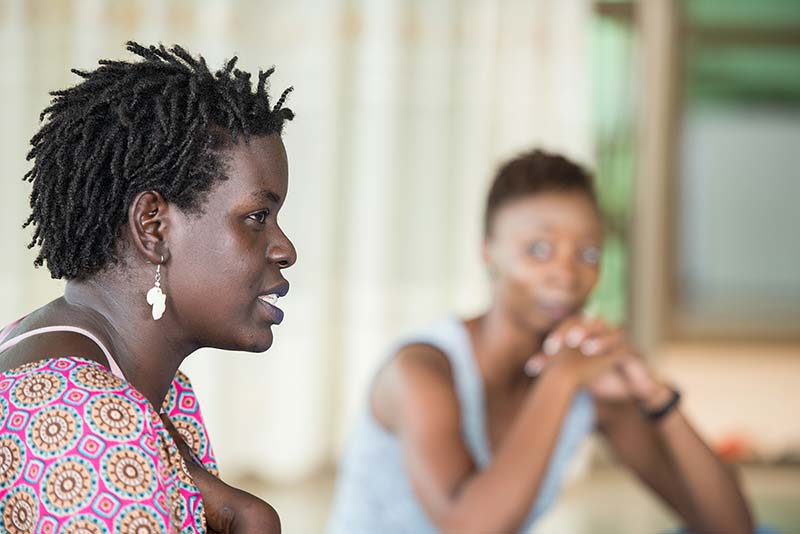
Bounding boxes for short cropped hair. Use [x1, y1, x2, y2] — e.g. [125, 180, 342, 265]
[484, 149, 597, 237]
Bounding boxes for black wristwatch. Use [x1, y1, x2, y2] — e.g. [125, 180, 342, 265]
[640, 387, 681, 422]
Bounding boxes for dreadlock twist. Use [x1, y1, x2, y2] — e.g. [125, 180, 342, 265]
[24, 41, 294, 279]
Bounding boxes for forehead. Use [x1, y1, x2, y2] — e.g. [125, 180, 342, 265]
[214, 134, 288, 201]
[492, 191, 602, 240]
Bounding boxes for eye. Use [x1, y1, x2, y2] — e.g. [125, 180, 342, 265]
[528, 240, 553, 260]
[579, 245, 601, 265]
[247, 210, 270, 224]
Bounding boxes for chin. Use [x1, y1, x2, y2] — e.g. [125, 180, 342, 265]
[250, 336, 274, 353]
[525, 312, 562, 336]
[236, 327, 275, 353]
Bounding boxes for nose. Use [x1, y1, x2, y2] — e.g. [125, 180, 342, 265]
[267, 226, 297, 269]
[545, 252, 579, 292]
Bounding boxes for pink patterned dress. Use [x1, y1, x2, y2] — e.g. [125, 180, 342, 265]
[0, 322, 217, 533]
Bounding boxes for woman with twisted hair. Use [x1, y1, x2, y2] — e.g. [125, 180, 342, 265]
[0, 42, 294, 533]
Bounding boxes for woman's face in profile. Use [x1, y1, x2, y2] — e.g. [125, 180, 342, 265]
[164, 134, 296, 353]
[486, 191, 602, 334]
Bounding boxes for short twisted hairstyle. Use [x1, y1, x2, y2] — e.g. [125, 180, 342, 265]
[484, 149, 597, 237]
[24, 41, 294, 279]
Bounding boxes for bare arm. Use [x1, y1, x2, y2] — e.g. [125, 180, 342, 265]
[598, 400, 703, 527]
[374, 343, 621, 533]
[610, 385, 753, 534]
[545, 316, 754, 534]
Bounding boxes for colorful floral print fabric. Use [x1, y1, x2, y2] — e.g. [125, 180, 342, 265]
[0, 356, 217, 533]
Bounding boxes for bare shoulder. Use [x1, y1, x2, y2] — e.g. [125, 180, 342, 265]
[0, 302, 111, 374]
[0, 329, 109, 374]
[371, 342, 460, 434]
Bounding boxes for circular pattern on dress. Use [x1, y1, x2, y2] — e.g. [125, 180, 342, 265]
[26, 406, 82, 458]
[160, 383, 176, 414]
[1, 485, 38, 534]
[114, 504, 167, 534]
[41, 456, 97, 514]
[71, 365, 124, 391]
[3, 360, 48, 377]
[175, 454, 196, 489]
[11, 371, 65, 407]
[171, 414, 206, 459]
[0, 434, 26, 489]
[86, 394, 142, 441]
[173, 370, 192, 390]
[60, 514, 106, 534]
[196, 496, 208, 531]
[101, 445, 157, 500]
[0, 396, 9, 428]
[167, 486, 188, 528]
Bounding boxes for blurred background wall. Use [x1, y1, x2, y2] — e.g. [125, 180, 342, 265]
[0, 0, 597, 481]
[1, 0, 798, 531]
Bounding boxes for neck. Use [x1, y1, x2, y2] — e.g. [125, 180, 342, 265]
[467, 306, 546, 391]
[63, 275, 197, 410]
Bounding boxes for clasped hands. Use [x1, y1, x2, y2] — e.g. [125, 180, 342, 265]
[526, 314, 670, 405]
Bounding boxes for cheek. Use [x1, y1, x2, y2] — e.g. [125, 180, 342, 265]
[578, 265, 600, 292]
[170, 232, 254, 294]
[177, 239, 229, 279]
[506, 258, 541, 283]
[498, 261, 544, 296]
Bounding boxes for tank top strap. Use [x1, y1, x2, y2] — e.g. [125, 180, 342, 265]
[0, 317, 24, 345]
[0, 324, 127, 382]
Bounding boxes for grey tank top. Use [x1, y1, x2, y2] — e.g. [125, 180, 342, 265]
[327, 317, 596, 534]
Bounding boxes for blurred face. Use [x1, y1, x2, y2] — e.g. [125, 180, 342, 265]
[485, 191, 602, 334]
[166, 134, 296, 352]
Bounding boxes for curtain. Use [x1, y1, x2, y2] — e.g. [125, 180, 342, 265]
[0, 0, 593, 483]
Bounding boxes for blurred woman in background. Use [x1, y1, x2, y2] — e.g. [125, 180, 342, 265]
[0, 42, 295, 532]
[328, 149, 753, 534]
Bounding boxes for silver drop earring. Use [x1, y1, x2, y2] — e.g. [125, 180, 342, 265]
[146, 256, 167, 320]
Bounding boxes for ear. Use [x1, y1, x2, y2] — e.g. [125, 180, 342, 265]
[127, 191, 172, 264]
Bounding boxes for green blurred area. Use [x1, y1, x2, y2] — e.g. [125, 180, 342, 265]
[687, 0, 800, 106]
[685, 0, 800, 28]
[588, 0, 800, 325]
[588, 11, 636, 325]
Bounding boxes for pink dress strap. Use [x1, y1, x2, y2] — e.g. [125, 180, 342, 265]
[0, 317, 24, 343]
[0, 324, 127, 382]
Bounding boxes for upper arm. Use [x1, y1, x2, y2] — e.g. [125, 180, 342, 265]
[371, 344, 477, 524]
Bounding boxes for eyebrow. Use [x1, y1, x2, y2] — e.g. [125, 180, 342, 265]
[253, 190, 282, 204]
